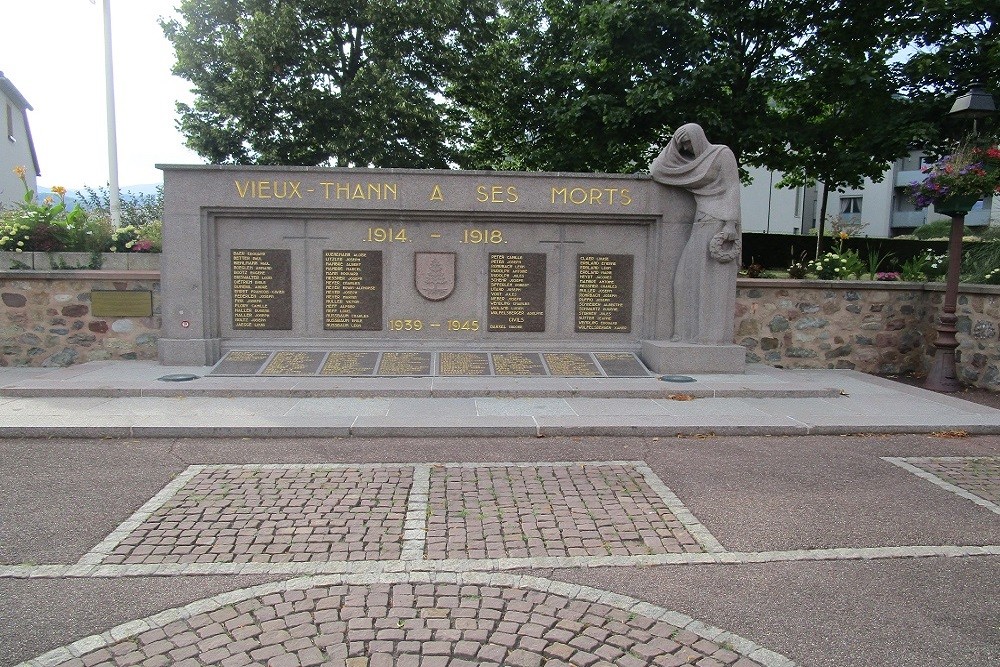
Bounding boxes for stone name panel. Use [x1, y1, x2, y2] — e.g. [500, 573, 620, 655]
[214, 217, 647, 343]
[209, 349, 651, 377]
[230, 249, 292, 330]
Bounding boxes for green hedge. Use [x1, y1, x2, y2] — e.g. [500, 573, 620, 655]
[742, 233, 951, 269]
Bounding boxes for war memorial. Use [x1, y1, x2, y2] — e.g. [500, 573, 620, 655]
[158, 123, 746, 378]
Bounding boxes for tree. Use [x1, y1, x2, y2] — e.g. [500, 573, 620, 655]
[457, 0, 818, 175]
[758, 0, 931, 256]
[898, 1, 998, 140]
[457, 0, 706, 172]
[163, 0, 496, 168]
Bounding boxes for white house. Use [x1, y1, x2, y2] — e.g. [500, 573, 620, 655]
[0, 70, 39, 208]
[741, 152, 998, 237]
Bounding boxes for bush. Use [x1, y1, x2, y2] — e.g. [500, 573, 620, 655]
[913, 218, 972, 240]
[0, 169, 90, 252]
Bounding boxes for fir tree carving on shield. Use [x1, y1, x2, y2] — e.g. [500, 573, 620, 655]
[414, 252, 456, 301]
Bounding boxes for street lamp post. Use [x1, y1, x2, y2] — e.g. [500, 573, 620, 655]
[924, 83, 996, 392]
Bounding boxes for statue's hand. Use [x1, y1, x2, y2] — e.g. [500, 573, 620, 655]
[722, 221, 738, 241]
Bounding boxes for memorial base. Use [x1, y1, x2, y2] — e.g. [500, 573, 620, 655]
[158, 337, 222, 367]
[639, 340, 746, 375]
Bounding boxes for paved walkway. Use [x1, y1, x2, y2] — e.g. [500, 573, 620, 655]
[1, 361, 998, 437]
[1, 361, 998, 667]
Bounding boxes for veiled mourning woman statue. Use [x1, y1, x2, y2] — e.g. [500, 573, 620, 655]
[650, 123, 741, 344]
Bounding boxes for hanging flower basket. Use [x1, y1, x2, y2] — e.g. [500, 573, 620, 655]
[935, 193, 983, 217]
[910, 142, 1000, 214]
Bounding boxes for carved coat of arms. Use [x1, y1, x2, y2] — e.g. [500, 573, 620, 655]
[414, 252, 456, 301]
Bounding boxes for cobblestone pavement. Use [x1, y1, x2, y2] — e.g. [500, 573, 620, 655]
[424, 464, 702, 559]
[883, 456, 1000, 514]
[6, 442, 999, 667]
[99, 466, 413, 565]
[44, 577, 764, 667]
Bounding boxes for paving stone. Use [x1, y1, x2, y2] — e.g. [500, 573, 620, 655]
[424, 463, 705, 559]
[103, 466, 412, 565]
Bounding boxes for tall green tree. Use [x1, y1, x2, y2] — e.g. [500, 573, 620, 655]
[759, 1, 930, 255]
[899, 1, 998, 139]
[457, 0, 705, 172]
[458, 0, 809, 174]
[163, 0, 496, 167]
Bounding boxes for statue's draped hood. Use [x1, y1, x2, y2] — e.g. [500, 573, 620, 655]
[650, 123, 740, 220]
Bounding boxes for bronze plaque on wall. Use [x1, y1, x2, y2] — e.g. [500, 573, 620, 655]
[324, 250, 383, 330]
[576, 254, 634, 333]
[231, 249, 292, 330]
[90, 290, 153, 317]
[488, 253, 546, 332]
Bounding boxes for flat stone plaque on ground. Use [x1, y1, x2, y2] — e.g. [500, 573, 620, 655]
[376, 352, 433, 376]
[488, 253, 546, 332]
[576, 254, 634, 333]
[542, 352, 602, 377]
[323, 250, 383, 331]
[594, 352, 651, 377]
[211, 350, 273, 376]
[261, 351, 326, 376]
[231, 249, 292, 330]
[492, 352, 547, 376]
[319, 351, 379, 376]
[439, 352, 491, 376]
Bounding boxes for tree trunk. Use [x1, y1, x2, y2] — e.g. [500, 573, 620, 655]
[815, 182, 830, 259]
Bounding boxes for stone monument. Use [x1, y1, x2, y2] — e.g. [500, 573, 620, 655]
[157, 127, 746, 375]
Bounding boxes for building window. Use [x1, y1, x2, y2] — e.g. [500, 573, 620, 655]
[6, 103, 14, 142]
[840, 197, 862, 215]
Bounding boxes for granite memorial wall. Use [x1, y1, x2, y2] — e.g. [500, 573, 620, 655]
[157, 165, 745, 373]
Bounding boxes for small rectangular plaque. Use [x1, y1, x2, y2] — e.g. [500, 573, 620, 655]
[488, 253, 546, 332]
[90, 290, 153, 317]
[438, 352, 491, 376]
[261, 351, 326, 376]
[491, 352, 546, 376]
[376, 352, 433, 376]
[542, 352, 602, 377]
[319, 351, 379, 376]
[594, 352, 651, 377]
[211, 350, 273, 376]
[231, 249, 293, 330]
[324, 250, 383, 330]
[576, 254, 634, 333]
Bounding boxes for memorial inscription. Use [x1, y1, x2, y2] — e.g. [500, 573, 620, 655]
[438, 352, 491, 376]
[488, 253, 546, 332]
[323, 250, 383, 331]
[376, 351, 433, 376]
[231, 249, 292, 330]
[262, 350, 326, 376]
[576, 254, 633, 333]
[320, 351, 379, 376]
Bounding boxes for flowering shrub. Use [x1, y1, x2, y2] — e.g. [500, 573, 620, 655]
[1, 167, 161, 254]
[0, 168, 89, 251]
[875, 271, 900, 281]
[899, 249, 948, 282]
[107, 223, 159, 252]
[787, 261, 807, 279]
[910, 141, 1000, 209]
[808, 231, 865, 279]
[983, 267, 1000, 285]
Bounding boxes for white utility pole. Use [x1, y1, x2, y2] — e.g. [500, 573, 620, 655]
[100, 0, 122, 227]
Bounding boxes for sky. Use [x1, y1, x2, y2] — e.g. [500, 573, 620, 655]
[1, 0, 203, 188]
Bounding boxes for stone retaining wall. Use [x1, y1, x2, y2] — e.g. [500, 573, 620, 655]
[0, 271, 160, 367]
[736, 279, 1000, 390]
[1, 270, 998, 391]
